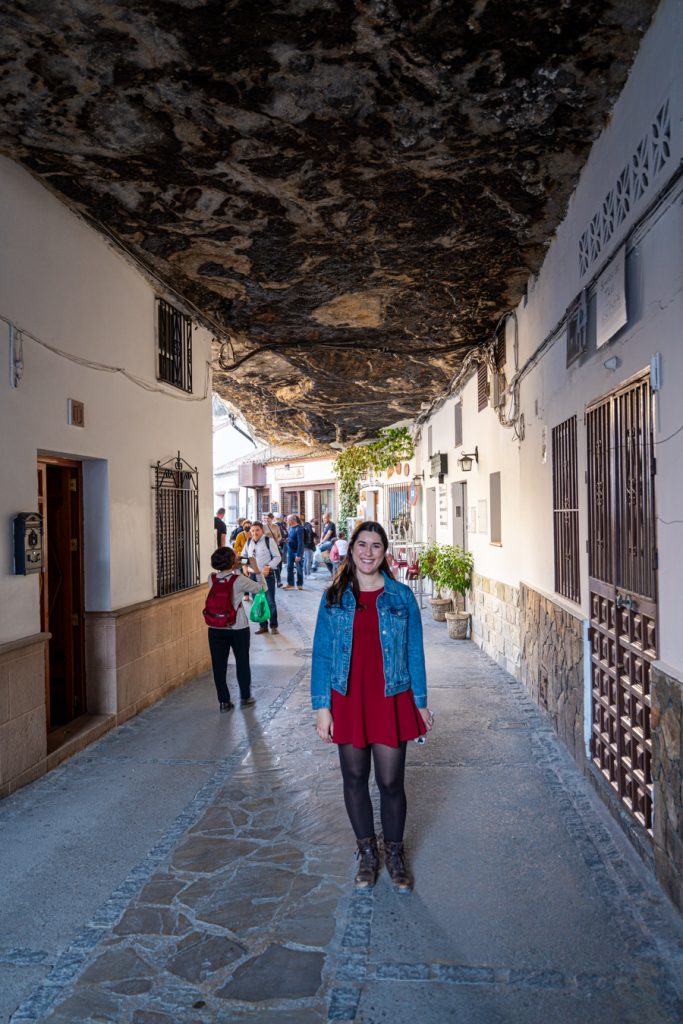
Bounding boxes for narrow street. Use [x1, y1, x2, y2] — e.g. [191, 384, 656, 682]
[1, 580, 681, 1024]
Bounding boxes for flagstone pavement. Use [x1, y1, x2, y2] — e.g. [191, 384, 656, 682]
[1, 575, 682, 1023]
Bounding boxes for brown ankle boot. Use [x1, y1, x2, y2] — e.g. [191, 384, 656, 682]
[354, 836, 379, 888]
[384, 840, 414, 892]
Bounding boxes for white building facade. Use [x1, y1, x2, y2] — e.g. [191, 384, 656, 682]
[0, 156, 214, 796]
[412, 0, 683, 907]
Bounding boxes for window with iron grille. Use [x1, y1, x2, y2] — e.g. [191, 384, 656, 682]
[157, 299, 193, 393]
[477, 362, 488, 412]
[454, 402, 463, 447]
[552, 416, 580, 603]
[154, 453, 200, 597]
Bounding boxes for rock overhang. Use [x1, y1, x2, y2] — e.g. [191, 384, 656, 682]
[0, 0, 657, 444]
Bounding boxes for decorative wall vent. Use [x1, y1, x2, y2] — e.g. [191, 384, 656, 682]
[578, 100, 671, 277]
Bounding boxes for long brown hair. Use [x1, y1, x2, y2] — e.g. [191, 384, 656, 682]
[325, 521, 394, 607]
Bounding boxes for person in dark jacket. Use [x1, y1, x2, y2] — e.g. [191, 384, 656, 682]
[282, 514, 304, 590]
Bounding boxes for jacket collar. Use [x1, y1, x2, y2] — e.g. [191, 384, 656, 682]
[339, 568, 400, 606]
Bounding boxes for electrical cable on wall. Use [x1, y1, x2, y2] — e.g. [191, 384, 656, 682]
[1, 312, 211, 401]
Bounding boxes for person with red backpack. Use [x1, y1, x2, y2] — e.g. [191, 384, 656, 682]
[204, 547, 265, 712]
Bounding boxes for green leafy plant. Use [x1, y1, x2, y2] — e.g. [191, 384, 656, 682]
[334, 427, 415, 523]
[434, 545, 474, 601]
[417, 542, 440, 583]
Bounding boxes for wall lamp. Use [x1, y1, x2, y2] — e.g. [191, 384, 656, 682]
[412, 471, 424, 482]
[458, 447, 479, 472]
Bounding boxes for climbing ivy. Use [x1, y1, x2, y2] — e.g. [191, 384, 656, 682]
[334, 427, 415, 523]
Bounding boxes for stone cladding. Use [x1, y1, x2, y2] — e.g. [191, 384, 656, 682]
[651, 662, 683, 910]
[470, 572, 520, 678]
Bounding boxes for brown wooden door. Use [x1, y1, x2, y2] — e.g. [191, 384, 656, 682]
[586, 372, 657, 834]
[38, 458, 86, 730]
[282, 489, 305, 517]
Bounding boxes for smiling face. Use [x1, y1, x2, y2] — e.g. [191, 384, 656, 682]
[251, 524, 263, 542]
[351, 530, 386, 579]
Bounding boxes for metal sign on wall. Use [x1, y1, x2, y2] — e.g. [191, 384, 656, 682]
[438, 484, 448, 526]
[275, 465, 304, 480]
[596, 245, 627, 348]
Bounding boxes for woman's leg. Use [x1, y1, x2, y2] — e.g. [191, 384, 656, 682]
[228, 627, 252, 701]
[372, 743, 408, 843]
[338, 744, 374, 838]
[207, 628, 231, 704]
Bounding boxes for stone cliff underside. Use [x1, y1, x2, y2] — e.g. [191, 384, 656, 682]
[0, 1, 656, 445]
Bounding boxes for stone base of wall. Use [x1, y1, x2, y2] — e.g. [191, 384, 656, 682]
[86, 585, 211, 724]
[518, 583, 585, 763]
[0, 588, 211, 802]
[651, 662, 683, 911]
[0, 633, 49, 799]
[470, 573, 520, 677]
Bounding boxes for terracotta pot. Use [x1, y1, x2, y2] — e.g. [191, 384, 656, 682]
[445, 610, 470, 639]
[430, 597, 452, 622]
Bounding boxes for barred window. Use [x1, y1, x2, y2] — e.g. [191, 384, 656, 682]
[157, 299, 192, 393]
[154, 454, 200, 597]
[552, 416, 580, 603]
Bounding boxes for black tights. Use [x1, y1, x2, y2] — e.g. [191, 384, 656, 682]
[338, 743, 408, 843]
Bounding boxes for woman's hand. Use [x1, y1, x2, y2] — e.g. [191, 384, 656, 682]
[419, 707, 435, 731]
[315, 708, 334, 743]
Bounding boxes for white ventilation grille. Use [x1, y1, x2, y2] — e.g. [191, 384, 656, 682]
[578, 100, 671, 277]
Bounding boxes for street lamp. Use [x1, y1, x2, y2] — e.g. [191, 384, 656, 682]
[458, 447, 479, 472]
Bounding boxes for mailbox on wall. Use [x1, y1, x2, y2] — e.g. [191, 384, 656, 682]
[14, 512, 44, 575]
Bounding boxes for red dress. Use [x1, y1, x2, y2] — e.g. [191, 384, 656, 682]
[331, 588, 426, 748]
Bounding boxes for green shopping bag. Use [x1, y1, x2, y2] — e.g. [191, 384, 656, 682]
[249, 589, 270, 623]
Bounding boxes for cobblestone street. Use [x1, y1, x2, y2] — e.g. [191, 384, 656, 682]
[1, 578, 682, 1024]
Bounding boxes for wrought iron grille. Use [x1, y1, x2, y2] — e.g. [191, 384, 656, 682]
[552, 416, 580, 603]
[154, 453, 200, 597]
[586, 374, 657, 834]
[385, 483, 412, 540]
[157, 299, 192, 393]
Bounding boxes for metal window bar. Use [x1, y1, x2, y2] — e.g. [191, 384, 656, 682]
[552, 416, 580, 603]
[154, 453, 200, 597]
[385, 483, 412, 541]
[157, 299, 193, 393]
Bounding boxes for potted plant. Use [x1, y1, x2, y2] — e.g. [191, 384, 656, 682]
[418, 543, 452, 621]
[434, 545, 474, 639]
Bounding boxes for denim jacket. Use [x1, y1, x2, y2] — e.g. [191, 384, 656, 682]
[310, 572, 427, 709]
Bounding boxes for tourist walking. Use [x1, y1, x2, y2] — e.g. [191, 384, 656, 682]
[204, 547, 264, 712]
[245, 521, 281, 635]
[303, 518, 318, 577]
[311, 521, 433, 891]
[282, 514, 304, 590]
[263, 512, 284, 586]
[214, 507, 227, 547]
[312, 512, 336, 572]
[328, 529, 348, 575]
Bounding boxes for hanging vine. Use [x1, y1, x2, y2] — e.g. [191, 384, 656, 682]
[334, 427, 415, 523]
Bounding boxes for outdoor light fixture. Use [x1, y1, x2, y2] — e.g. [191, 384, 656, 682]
[412, 471, 424, 482]
[458, 447, 479, 472]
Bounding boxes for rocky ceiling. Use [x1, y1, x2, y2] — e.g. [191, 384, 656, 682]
[0, 1, 656, 445]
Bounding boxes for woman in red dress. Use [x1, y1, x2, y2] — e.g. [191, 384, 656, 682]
[312, 522, 434, 891]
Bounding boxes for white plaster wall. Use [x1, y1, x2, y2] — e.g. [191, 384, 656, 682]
[418, 371, 522, 587]
[0, 157, 214, 644]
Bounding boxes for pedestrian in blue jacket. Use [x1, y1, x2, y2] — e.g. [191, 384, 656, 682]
[282, 514, 305, 590]
[311, 521, 434, 892]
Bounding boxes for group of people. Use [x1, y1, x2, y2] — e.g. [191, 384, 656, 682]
[207, 510, 433, 894]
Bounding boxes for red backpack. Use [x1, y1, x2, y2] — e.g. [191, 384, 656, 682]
[203, 573, 240, 627]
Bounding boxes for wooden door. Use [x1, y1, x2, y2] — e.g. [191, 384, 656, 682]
[38, 458, 86, 730]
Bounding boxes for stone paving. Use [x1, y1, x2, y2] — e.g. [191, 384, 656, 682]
[2, 577, 683, 1023]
